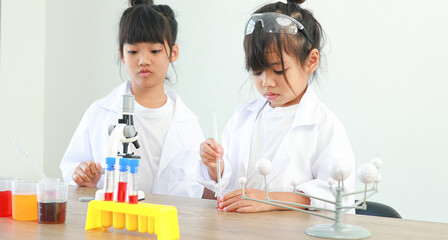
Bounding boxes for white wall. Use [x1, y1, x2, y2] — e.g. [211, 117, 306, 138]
[306, 0, 448, 224]
[44, 0, 126, 180]
[1, 0, 447, 223]
[0, 0, 46, 180]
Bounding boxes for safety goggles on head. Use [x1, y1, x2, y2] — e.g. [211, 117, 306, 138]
[245, 12, 314, 43]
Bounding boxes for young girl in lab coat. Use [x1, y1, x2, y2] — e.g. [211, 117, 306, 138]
[60, 0, 204, 198]
[200, 0, 355, 212]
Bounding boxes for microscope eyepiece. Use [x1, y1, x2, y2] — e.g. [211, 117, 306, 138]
[122, 94, 135, 114]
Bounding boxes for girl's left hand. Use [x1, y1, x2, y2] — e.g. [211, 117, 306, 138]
[219, 188, 273, 213]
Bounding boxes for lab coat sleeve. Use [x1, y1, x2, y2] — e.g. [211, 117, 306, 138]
[167, 121, 205, 198]
[60, 107, 94, 185]
[198, 153, 232, 194]
[168, 146, 205, 198]
[297, 115, 355, 212]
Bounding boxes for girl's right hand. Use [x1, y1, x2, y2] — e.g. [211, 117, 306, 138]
[72, 160, 102, 187]
[200, 138, 224, 182]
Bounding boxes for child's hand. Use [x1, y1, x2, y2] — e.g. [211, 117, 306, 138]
[200, 138, 224, 182]
[219, 188, 274, 213]
[72, 160, 102, 187]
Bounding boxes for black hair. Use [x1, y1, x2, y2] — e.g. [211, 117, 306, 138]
[244, 0, 324, 89]
[119, 0, 178, 82]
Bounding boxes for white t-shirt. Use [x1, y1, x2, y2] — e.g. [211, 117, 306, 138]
[244, 103, 299, 189]
[134, 95, 174, 193]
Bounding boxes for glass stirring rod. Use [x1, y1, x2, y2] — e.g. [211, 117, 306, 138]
[211, 112, 222, 203]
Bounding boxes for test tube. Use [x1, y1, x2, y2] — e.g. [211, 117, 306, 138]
[113, 158, 128, 230]
[212, 112, 223, 209]
[116, 158, 129, 203]
[103, 157, 116, 201]
[101, 157, 115, 228]
[126, 159, 139, 232]
[127, 159, 139, 204]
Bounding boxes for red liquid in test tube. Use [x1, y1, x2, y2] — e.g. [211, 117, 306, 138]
[115, 158, 129, 203]
[117, 182, 127, 202]
[104, 192, 113, 201]
[128, 195, 138, 204]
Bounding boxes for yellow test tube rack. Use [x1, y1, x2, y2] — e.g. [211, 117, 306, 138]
[85, 200, 179, 240]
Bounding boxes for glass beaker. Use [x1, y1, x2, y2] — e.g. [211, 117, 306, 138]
[12, 180, 38, 221]
[36, 181, 68, 224]
[0, 177, 17, 217]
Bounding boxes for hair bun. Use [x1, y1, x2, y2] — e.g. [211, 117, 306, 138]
[287, 0, 305, 4]
[129, 0, 153, 7]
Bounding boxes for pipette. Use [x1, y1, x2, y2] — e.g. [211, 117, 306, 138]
[13, 139, 47, 180]
[211, 112, 222, 208]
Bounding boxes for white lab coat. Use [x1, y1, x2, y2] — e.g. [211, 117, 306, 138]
[201, 89, 355, 210]
[60, 81, 204, 198]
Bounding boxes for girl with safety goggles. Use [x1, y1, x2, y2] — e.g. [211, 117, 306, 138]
[200, 0, 355, 213]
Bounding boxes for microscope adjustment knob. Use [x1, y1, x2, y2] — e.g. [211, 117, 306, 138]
[108, 125, 116, 136]
[124, 125, 136, 138]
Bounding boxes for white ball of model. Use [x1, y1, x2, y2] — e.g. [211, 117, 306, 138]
[327, 178, 336, 186]
[330, 160, 352, 181]
[370, 156, 383, 169]
[256, 159, 272, 176]
[239, 177, 247, 185]
[356, 163, 379, 184]
[291, 176, 300, 188]
[375, 174, 382, 184]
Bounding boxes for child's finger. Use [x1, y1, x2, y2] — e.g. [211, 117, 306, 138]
[205, 138, 221, 153]
[234, 205, 254, 213]
[80, 162, 95, 179]
[221, 189, 242, 202]
[200, 150, 217, 163]
[87, 161, 99, 175]
[95, 162, 102, 174]
[216, 143, 224, 156]
[92, 164, 103, 183]
[223, 199, 251, 212]
[72, 173, 84, 184]
[73, 169, 90, 183]
[220, 195, 239, 209]
[200, 142, 219, 159]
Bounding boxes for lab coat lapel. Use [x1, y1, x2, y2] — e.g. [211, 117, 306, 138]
[241, 100, 269, 177]
[265, 89, 320, 185]
[240, 115, 257, 177]
[157, 123, 184, 178]
[156, 91, 194, 179]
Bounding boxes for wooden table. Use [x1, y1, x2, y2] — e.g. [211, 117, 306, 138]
[1, 185, 447, 239]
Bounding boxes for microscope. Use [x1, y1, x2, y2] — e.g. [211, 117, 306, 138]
[107, 95, 140, 159]
[95, 94, 144, 201]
